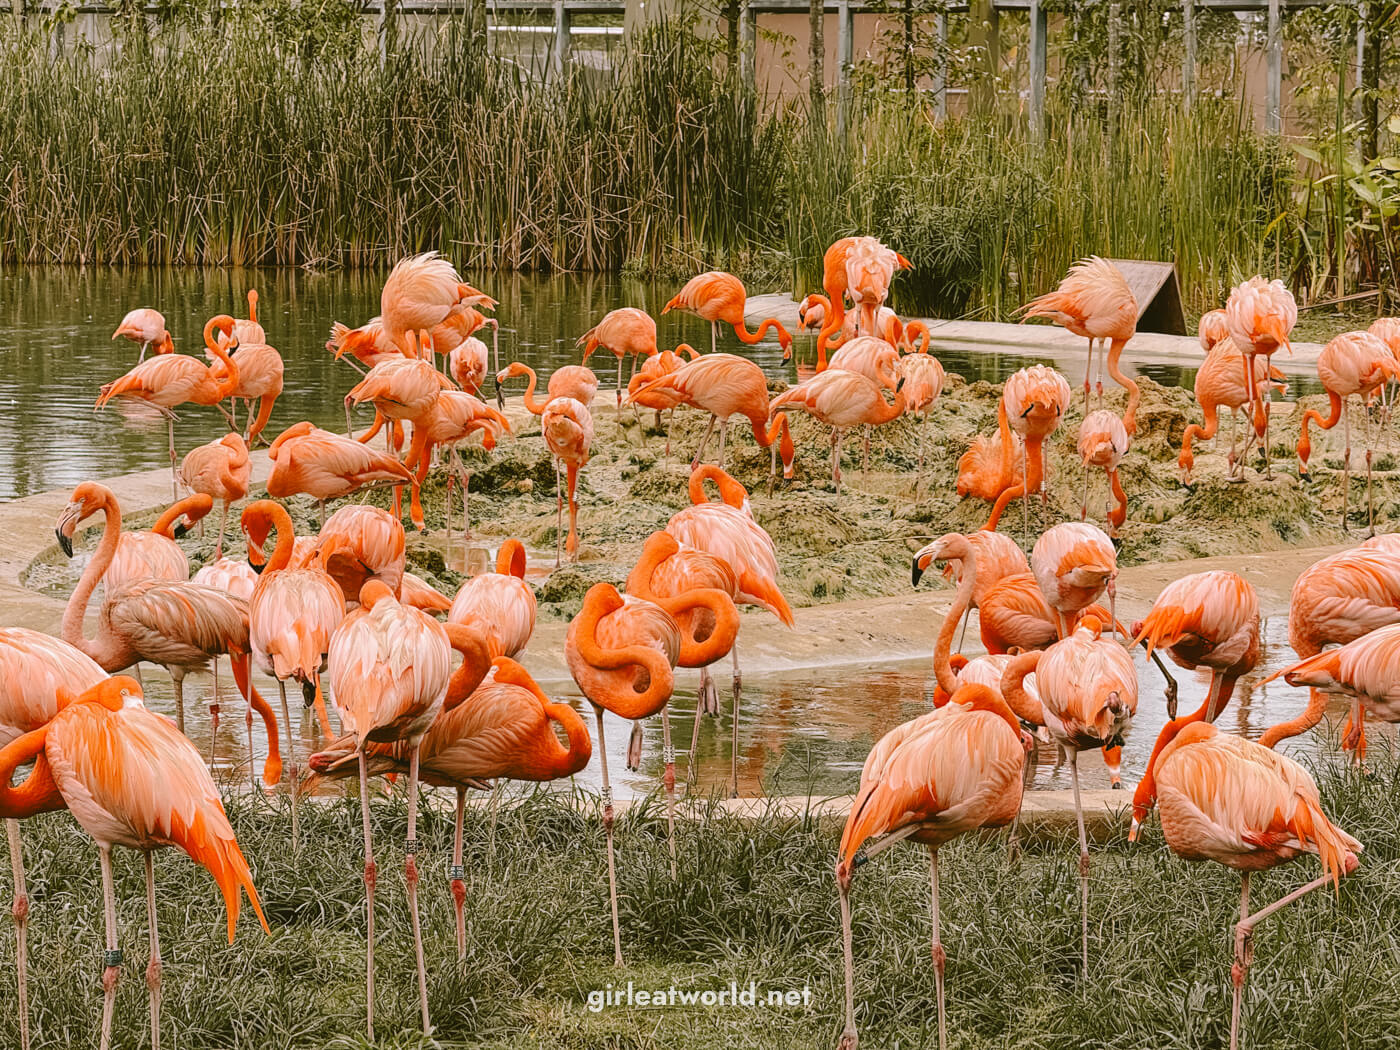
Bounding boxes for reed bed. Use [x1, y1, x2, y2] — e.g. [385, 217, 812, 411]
[1, 12, 1291, 316]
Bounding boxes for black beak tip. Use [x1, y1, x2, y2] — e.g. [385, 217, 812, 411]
[911, 560, 924, 588]
[56, 530, 73, 558]
[172, 522, 191, 540]
[249, 560, 265, 576]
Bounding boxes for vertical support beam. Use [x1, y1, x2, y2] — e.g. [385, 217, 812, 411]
[808, 0, 824, 114]
[740, 2, 756, 94]
[1028, 0, 1046, 139]
[1107, 2, 1121, 132]
[837, 0, 852, 135]
[1182, 0, 1196, 110]
[552, 0, 570, 77]
[933, 10, 947, 119]
[1265, 0, 1282, 133]
[968, 0, 999, 113]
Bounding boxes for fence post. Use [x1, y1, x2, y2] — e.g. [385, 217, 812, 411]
[741, 2, 756, 92]
[837, 0, 852, 134]
[1107, 1, 1121, 132]
[552, 0, 571, 75]
[933, 10, 947, 119]
[1029, 0, 1046, 139]
[1265, 0, 1282, 133]
[1182, 0, 1195, 110]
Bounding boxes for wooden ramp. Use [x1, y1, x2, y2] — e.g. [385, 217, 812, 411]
[1108, 258, 1187, 336]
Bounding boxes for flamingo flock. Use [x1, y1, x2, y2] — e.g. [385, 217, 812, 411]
[7, 243, 1400, 1050]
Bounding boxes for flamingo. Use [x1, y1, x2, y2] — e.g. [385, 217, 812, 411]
[1130, 570, 1260, 722]
[400, 389, 510, 534]
[542, 395, 593, 566]
[896, 349, 945, 471]
[1225, 275, 1297, 480]
[308, 643, 588, 958]
[956, 400, 1024, 503]
[1297, 330, 1400, 533]
[1129, 718, 1359, 1050]
[96, 323, 240, 497]
[828, 336, 900, 390]
[982, 365, 1072, 535]
[1259, 545, 1400, 756]
[0, 629, 106, 1050]
[241, 500, 345, 835]
[912, 529, 1028, 661]
[1001, 614, 1136, 969]
[1032, 521, 1118, 638]
[327, 316, 408, 372]
[810, 237, 912, 368]
[499, 361, 600, 415]
[1020, 256, 1139, 427]
[226, 288, 265, 346]
[309, 504, 406, 604]
[843, 237, 907, 349]
[264, 421, 413, 527]
[448, 335, 489, 395]
[56, 483, 281, 768]
[449, 538, 537, 659]
[399, 572, 452, 615]
[344, 351, 451, 455]
[1076, 409, 1129, 535]
[380, 251, 495, 358]
[112, 308, 173, 360]
[565, 582, 681, 965]
[628, 352, 793, 477]
[191, 557, 256, 600]
[625, 531, 743, 793]
[662, 270, 793, 355]
[798, 294, 908, 350]
[1178, 339, 1283, 484]
[328, 579, 453, 1038]
[101, 492, 212, 592]
[834, 682, 1029, 1050]
[178, 433, 250, 557]
[205, 315, 283, 444]
[1198, 308, 1230, 351]
[0, 675, 268, 1050]
[432, 306, 501, 402]
[578, 307, 664, 410]
[625, 347, 696, 454]
[767, 368, 905, 492]
[1274, 622, 1400, 759]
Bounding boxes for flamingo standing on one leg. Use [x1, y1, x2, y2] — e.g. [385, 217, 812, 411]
[566, 582, 681, 965]
[0, 629, 106, 1050]
[1179, 339, 1283, 484]
[329, 579, 453, 1038]
[113, 308, 174, 361]
[662, 271, 794, 355]
[179, 433, 250, 558]
[542, 396, 594, 566]
[1129, 718, 1359, 1050]
[1002, 615, 1136, 970]
[1297, 330, 1400, 533]
[767, 369, 905, 493]
[578, 308, 665, 411]
[400, 388, 510, 534]
[0, 675, 269, 1050]
[1076, 409, 1129, 536]
[834, 682, 1029, 1050]
[1225, 276, 1297, 480]
[449, 538, 537, 659]
[1020, 256, 1139, 428]
[625, 349, 695, 454]
[207, 325, 283, 445]
[896, 348, 945, 472]
[983, 366, 1073, 535]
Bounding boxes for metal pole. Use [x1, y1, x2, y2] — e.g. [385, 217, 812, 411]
[1029, 0, 1046, 139]
[934, 10, 947, 119]
[837, 0, 852, 135]
[552, 0, 570, 76]
[1182, 0, 1196, 110]
[1265, 0, 1282, 133]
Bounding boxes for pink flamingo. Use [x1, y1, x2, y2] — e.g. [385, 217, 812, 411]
[662, 270, 793, 355]
[178, 433, 250, 557]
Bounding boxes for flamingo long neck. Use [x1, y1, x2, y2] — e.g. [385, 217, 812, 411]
[153, 494, 209, 536]
[204, 315, 233, 355]
[0, 728, 63, 818]
[872, 386, 907, 424]
[543, 703, 593, 777]
[999, 650, 1046, 725]
[573, 586, 673, 717]
[443, 625, 495, 710]
[1106, 339, 1139, 433]
[247, 289, 259, 323]
[1298, 392, 1343, 467]
[517, 367, 546, 415]
[688, 467, 746, 508]
[208, 336, 240, 400]
[264, 505, 296, 573]
[933, 544, 977, 697]
[497, 539, 527, 578]
[1131, 716, 1193, 827]
[1259, 687, 1329, 750]
[736, 318, 789, 347]
[1108, 470, 1127, 531]
[61, 497, 126, 667]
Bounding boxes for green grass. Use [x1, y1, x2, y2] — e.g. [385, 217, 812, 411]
[4, 750, 1400, 1048]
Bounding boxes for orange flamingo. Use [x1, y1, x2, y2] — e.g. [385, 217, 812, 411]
[380, 251, 494, 358]
[56, 483, 279, 764]
[578, 307, 664, 409]
[225, 288, 265, 346]
[1272, 622, 1400, 757]
[1130, 570, 1260, 722]
[192, 557, 256, 599]
[662, 270, 793, 355]
[329, 579, 453, 1037]
[828, 335, 900, 390]
[912, 529, 1028, 656]
[843, 237, 907, 348]
[542, 396, 594, 566]
[264, 421, 414, 527]
[799, 294, 908, 349]
[811, 237, 912, 368]
[1225, 276, 1297, 479]
[565, 582, 681, 965]
[327, 316, 407, 372]
[1076, 409, 1129, 535]
[241, 501, 345, 835]
[1021, 257, 1139, 427]
[204, 313, 282, 443]
[1297, 330, 1400, 532]
[1002, 614, 1136, 968]
[345, 351, 450, 454]
[96, 323, 240, 496]
[113, 308, 173, 360]
[1129, 718, 1359, 1050]
[449, 538, 537, 658]
[499, 361, 602, 415]
[625, 347, 696, 455]
[1031, 521, 1118, 639]
[309, 504, 406, 604]
[625, 531, 743, 792]
[402, 389, 510, 534]
[957, 400, 1024, 502]
[982, 365, 1072, 534]
[102, 492, 212, 592]
[399, 572, 452, 615]
[1178, 339, 1283, 484]
[1260, 546, 1400, 757]
[767, 368, 905, 492]
[834, 682, 1029, 1050]
[0, 629, 106, 1050]
[628, 352, 793, 476]
[179, 433, 250, 557]
[0, 675, 268, 1050]
[448, 335, 488, 395]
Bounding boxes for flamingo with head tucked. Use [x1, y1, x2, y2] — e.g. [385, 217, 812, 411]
[1076, 409, 1129, 536]
[449, 538, 537, 659]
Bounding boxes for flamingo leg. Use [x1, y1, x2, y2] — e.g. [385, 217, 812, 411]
[143, 853, 162, 1050]
[278, 680, 299, 845]
[837, 876, 858, 1050]
[215, 502, 228, 560]
[862, 426, 870, 477]
[1148, 648, 1179, 719]
[1082, 338, 1093, 413]
[692, 415, 718, 470]
[445, 473, 454, 559]
[832, 429, 844, 494]
[486, 782, 502, 867]
[168, 418, 178, 500]
[492, 323, 504, 410]
[730, 643, 742, 798]
[1363, 402, 1376, 536]
[1070, 748, 1089, 972]
[594, 707, 624, 966]
[208, 659, 220, 769]
[929, 847, 947, 1050]
[1021, 444, 1031, 547]
[357, 751, 377, 1040]
[717, 418, 728, 471]
[661, 707, 678, 880]
[1343, 403, 1352, 530]
[1081, 457, 1089, 521]
[711, 321, 718, 356]
[245, 681, 257, 793]
[554, 461, 563, 569]
[99, 845, 119, 1050]
[138, 340, 150, 362]
[7, 820, 29, 1050]
[1229, 872, 1251, 1050]
[171, 669, 186, 734]
[406, 747, 431, 1033]
[615, 356, 624, 413]
[451, 786, 467, 960]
